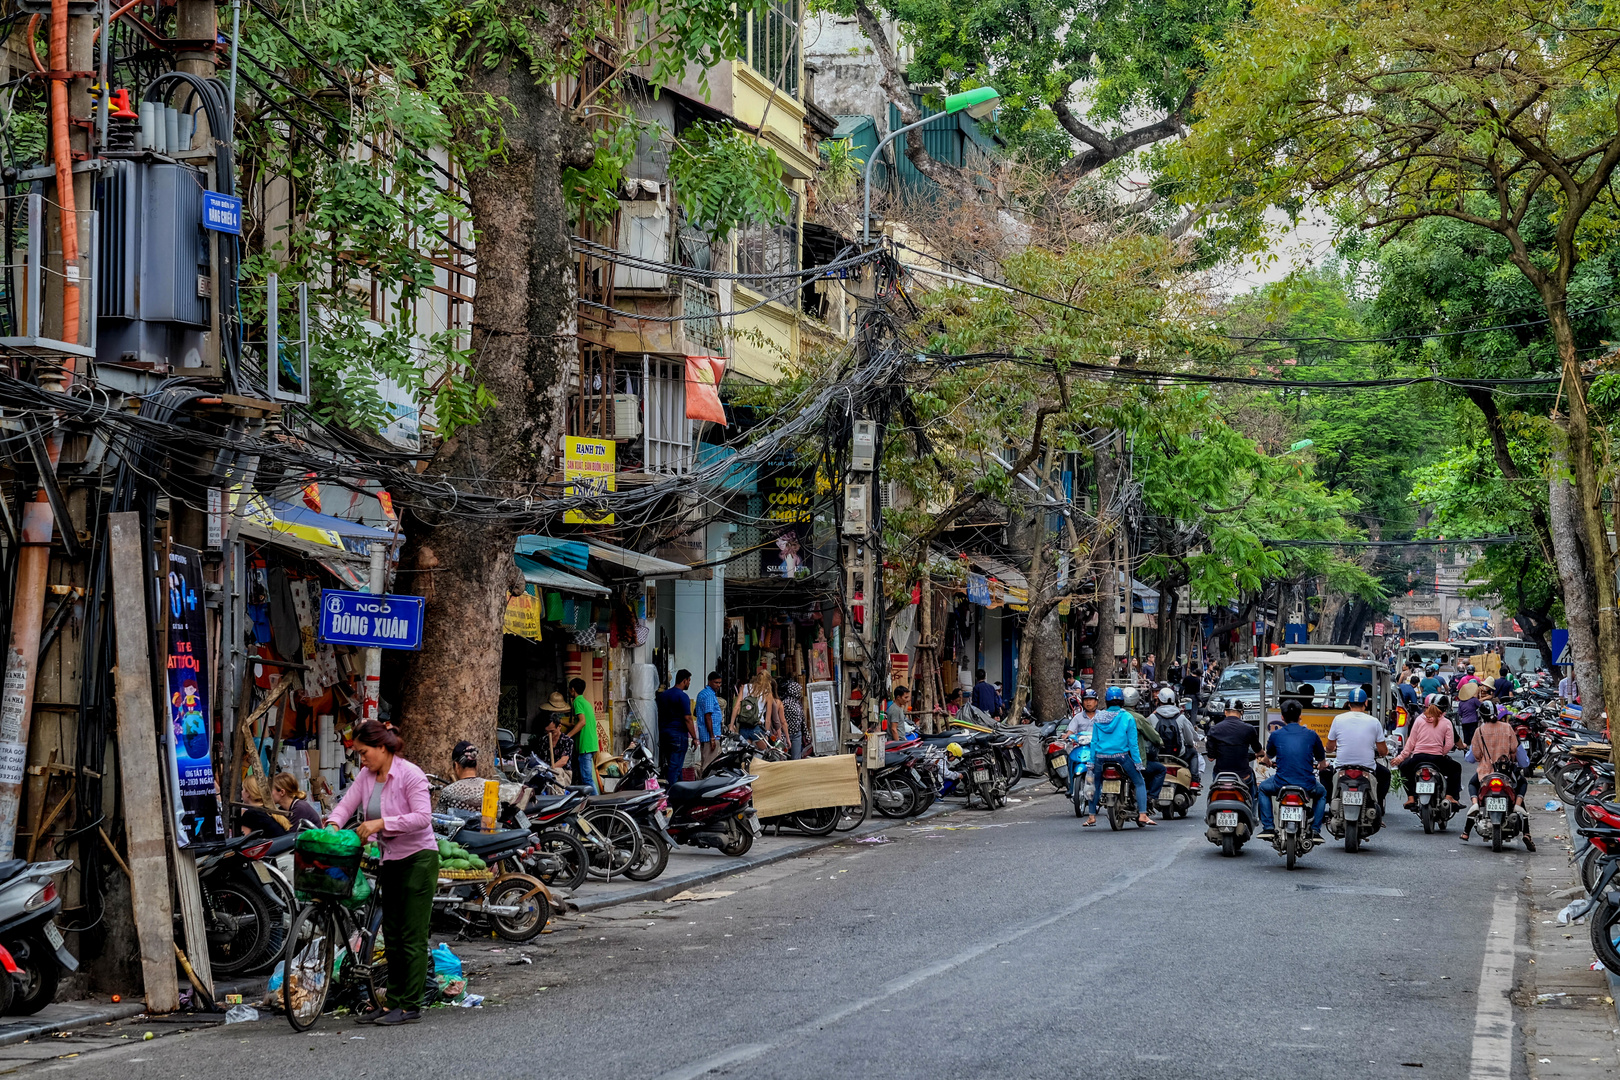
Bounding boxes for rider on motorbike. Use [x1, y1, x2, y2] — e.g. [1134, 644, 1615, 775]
[1459, 704, 1534, 850]
[1206, 698, 1262, 798]
[1149, 687, 1202, 787]
[1083, 687, 1155, 828]
[1392, 695, 1462, 811]
[1119, 687, 1168, 813]
[1257, 700, 1329, 845]
[1321, 687, 1390, 807]
[1064, 688, 1102, 798]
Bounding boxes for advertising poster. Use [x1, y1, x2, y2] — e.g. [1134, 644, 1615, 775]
[167, 545, 222, 841]
[760, 465, 814, 578]
[564, 437, 616, 524]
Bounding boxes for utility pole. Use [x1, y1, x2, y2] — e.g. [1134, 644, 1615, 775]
[361, 543, 386, 722]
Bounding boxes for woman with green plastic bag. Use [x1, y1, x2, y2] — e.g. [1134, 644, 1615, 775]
[326, 720, 439, 1025]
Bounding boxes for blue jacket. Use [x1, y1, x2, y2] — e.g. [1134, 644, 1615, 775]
[1089, 708, 1141, 765]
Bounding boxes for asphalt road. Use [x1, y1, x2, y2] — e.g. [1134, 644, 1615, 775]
[26, 784, 1546, 1080]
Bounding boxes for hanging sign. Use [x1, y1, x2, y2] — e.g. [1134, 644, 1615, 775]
[167, 544, 223, 841]
[966, 573, 991, 607]
[503, 591, 544, 641]
[318, 589, 425, 649]
[201, 191, 242, 234]
[563, 436, 616, 524]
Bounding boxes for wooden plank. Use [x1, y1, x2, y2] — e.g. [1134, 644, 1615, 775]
[171, 850, 214, 999]
[750, 755, 861, 819]
[106, 511, 180, 1013]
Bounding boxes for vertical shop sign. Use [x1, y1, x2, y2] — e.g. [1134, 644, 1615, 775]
[564, 437, 616, 524]
[807, 680, 838, 755]
[761, 465, 814, 578]
[167, 545, 221, 840]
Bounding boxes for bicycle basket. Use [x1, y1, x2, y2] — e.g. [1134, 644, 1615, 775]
[293, 829, 363, 900]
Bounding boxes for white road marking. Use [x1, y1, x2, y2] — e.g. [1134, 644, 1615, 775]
[650, 833, 1197, 1080]
[1468, 888, 1519, 1080]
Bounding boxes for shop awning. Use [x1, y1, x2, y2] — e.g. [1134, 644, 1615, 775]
[514, 554, 610, 597]
[235, 493, 398, 558]
[516, 535, 688, 578]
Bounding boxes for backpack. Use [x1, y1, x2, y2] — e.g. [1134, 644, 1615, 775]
[1155, 713, 1184, 759]
[736, 690, 762, 727]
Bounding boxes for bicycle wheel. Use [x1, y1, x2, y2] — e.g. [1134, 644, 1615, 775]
[833, 788, 869, 832]
[281, 904, 337, 1032]
[584, 808, 642, 879]
[623, 829, 670, 882]
[789, 806, 840, 836]
[532, 830, 589, 891]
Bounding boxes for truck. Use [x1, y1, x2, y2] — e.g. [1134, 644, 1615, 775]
[1404, 613, 1443, 641]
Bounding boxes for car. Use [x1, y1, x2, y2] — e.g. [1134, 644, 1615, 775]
[1204, 663, 1272, 724]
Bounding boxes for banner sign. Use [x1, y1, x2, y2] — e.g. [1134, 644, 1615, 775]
[503, 591, 543, 641]
[318, 589, 425, 649]
[761, 465, 814, 578]
[167, 544, 222, 841]
[966, 574, 991, 607]
[563, 436, 615, 524]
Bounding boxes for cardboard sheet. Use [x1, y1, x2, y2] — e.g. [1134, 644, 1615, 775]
[750, 754, 861, 818]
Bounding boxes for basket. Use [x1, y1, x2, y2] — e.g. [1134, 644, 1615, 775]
[293, 829, 364, 900]
[438, 868, 494, 882]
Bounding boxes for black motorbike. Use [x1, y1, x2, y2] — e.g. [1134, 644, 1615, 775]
[1268, 785, 1316, 870]
[1325, 764, 1383, 852]
[1204, 772, 1256, 857]
[1470, 758, 1530, 852]
[189, 832, 291, 977]
[1406, 760, 1455, 833]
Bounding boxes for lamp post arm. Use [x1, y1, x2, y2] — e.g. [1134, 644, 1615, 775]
[862, 112, 948, 244]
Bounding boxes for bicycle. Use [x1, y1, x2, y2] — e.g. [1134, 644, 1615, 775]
[280, 857, 387, 1032]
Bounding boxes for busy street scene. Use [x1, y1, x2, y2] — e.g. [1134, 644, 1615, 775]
[2, 0, 1620, 1076]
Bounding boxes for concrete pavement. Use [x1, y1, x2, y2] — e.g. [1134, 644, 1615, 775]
[3, 780, 1617, 1079]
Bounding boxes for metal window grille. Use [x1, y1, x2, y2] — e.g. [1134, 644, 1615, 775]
[737, 190, 800, 278]
[643, 356, 693, 474]
[749, 0, 800, 95]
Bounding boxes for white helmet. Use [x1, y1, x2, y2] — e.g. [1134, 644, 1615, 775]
[1121, 687, 1142, 709]
[1157, 687, 1177, 704]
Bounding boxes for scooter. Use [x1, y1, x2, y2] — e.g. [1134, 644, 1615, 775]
[1156, 754, 1198, 819]
[1468, 759, 1531, 852]
[1325, 763, 1384, 852]
[1406, 761, 1455, 833]
[1204, 772, 1256, 856]
[666, 773, 761, 856]
[1268, 786, 1317, 870]
[1095, 760, 1142, 830]
[0, 859, 77, 1014]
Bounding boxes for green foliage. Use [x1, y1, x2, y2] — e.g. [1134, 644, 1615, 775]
[667, 120, 791, 239]
[818, 137, 864, 201]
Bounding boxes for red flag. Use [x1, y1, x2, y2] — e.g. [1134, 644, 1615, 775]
[685, 355, 726, 424]
[302, 474, 321, 512]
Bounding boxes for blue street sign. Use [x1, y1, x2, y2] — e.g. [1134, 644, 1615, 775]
[318, 589, 424, 650]
[1550, 628, 1570, 667]
[201, 191, 242, 234]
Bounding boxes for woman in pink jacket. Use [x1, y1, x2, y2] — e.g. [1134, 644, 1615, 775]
[1392, 696, 1463, 809]
[326, 720, 439, 1025]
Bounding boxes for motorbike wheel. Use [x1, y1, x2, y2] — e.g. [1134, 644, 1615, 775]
[4, 933, 57, 1016]
[1220, 833, 1236, 858]
[1345, 821, 1360, 854]
[833, 789, 870, 832]
[1582, 844, 1605, 895]
[1072, 789, 1086, 818]
[281, 904, 336, 1032]
[719, 820, 754, 857]
[789, 806, 840, 837]
[532, 830, 589, 892]
[906, 778, 935, 817]
[1284, 833, 1298, 870]
[488, 877, 551, 942]
[248, 870, 296, 975]
[205, 878, 273, 975]
[873, 775, 918, 818]
[1107, 802, 1124, 831]
[1589, 899, 1620, 975]
[1420, 805, 1433, 834]
[1492, 823, 1504, 853]
[623, 829, 670, 882]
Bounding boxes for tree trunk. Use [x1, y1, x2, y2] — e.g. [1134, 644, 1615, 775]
[392, 67, 588, 773]
[1548, 446, 1606, 726]
[1091, 434, 1123, 688]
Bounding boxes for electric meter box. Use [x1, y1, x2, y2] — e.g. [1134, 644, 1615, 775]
[851, 420, 877, 471]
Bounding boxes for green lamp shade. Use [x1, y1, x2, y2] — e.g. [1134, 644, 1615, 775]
[944, 86, 1000, 119]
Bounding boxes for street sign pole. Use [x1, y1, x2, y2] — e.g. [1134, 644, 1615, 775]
[361, 542, 385, 724]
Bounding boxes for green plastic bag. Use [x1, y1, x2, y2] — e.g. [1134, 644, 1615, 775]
[344, 871, 373, 910]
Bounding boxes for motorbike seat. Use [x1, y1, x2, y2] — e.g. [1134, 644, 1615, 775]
[263, 833, 299, 857]
[455, 828, 532, 856]
[668, 776, 743, 802]
[0, 860, 27, 885]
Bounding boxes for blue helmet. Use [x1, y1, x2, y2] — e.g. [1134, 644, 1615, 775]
[1104, 686, 1125, 706]
[1345, 687, 1369, 705]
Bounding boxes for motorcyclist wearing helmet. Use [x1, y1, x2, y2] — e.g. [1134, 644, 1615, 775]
[1083, 687, 1156, 827]
[1119, 686, 1168, 813]
[1064, 688, 1101, 798]
[1206, 698, 1262, 801]
[1419, 666, 1443, 697]
[1149, 686, 1203, 787]
[1322, 686, 1390, 811]
[1257, 699, 1329, 844]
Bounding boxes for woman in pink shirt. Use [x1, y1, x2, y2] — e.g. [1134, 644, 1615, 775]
[1392, 697, 1462, 809]
[326, 721, 439, 1025]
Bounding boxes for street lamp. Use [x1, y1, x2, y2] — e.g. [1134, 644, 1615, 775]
[862, 87, 1000, 243]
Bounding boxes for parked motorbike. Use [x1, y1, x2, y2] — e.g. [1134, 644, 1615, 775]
[1325, 764, 1383, 852]
[1406, 761, 1455, 833]
[0, 859, 76, 1014]
[1204, 772, 1256, 857]
[1045, 732, 1070, 793]
[426, 819, 553, 941]
[1268, 785, 1316, 870]
[1468, 759, 1530, 852]
[665, 773, 761, 856]
[189, 833, 285, 977]
[956, 740, 1007, 810]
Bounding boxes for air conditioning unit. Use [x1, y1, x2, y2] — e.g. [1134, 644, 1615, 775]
[614, 394, 641, 438]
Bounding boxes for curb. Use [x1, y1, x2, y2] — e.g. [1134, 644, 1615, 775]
[0, 1001, 147, 1048]
[570, 778, 1062, 913]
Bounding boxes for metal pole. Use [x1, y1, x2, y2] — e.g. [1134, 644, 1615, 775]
[361, 542, 385, 724]
[862, 112, 951, 244]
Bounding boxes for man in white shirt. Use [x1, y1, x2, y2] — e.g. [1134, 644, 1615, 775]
[1324, 686, 1390, 810]
[1559, 670, 1578, 702]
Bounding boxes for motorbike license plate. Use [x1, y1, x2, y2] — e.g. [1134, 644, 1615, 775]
[1279, 806, 1305, 822]
[745, 814, 762, 837]
[1102, 780, 1122, 795]
[1078, 733, 1092, 745]
[653, 810, 668, 829]
[252, 861, 274, 883]
[1159, 789, 1177, 804]
[1486, 797, 1508, 813]
[1050, 756, 1067, 770]
[43, 922, 62, 950]
[972, 769, 991, 784]
[1416, 781, 1435, 794]
[1342, 790, 1364, 805]
[1216, 811, 1238, 828]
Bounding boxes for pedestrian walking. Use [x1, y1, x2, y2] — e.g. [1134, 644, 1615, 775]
[694, 671, 726, 770]
[565, 677, 601, 794]
[326, 720, 438, 1025]
[731, 663, 771, 750]
[781, 680, 808, 758]
[656, 670, 698, 788]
